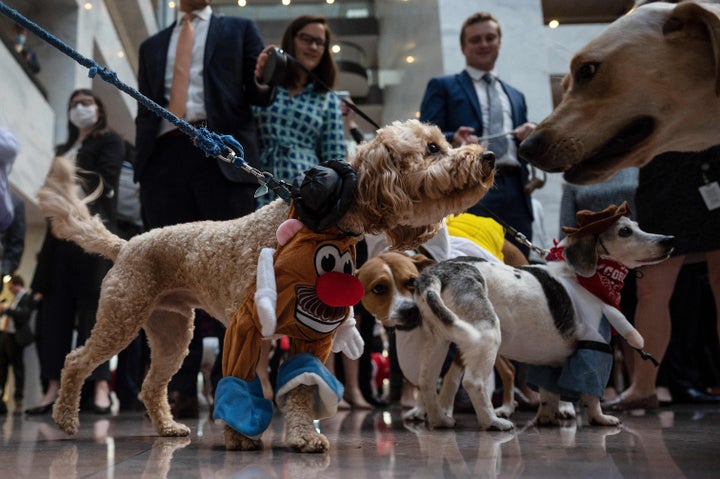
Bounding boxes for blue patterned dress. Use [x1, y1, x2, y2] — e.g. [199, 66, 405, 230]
[253, 84, 346, 206]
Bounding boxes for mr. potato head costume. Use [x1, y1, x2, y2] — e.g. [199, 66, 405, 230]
[214, 161, 365, 440]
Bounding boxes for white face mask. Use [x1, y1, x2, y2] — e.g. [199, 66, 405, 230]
[69, 104, 98, 129]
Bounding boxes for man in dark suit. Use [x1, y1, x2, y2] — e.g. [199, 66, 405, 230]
[135, 0, 275, 418]
[420, 11, 536, 257]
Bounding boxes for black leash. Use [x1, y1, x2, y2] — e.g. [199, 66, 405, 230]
[474, 202, 549, 258]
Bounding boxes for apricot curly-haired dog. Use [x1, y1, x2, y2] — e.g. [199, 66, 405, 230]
[37, 119, 496, 452]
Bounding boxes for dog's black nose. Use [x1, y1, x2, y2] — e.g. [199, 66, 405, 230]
[481, 151, 495, 169]
[661, 236, 676, 251]
[518, 130, 551, 164]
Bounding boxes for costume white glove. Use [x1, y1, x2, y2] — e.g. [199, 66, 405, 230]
[331, 309, 364, 360]
[255, 248, 277, 337]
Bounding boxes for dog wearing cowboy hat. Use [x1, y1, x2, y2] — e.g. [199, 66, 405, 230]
[390, 202, 674, 430]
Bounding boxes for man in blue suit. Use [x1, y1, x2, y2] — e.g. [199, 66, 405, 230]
[134, 0, 275, 418]
[420, 11, 536, 257]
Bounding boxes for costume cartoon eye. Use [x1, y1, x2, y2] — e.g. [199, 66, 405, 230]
[315, 245, 355, 275]
[427, 143, 440, 154]
[574, 62, 599, 86]
[618, 226, 632, 238]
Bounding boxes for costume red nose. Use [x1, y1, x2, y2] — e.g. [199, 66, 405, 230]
[315, 271, 365, 307]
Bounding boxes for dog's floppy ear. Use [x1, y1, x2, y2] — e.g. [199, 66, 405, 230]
[410, 253, 435, 272]
[563, 234, 598, 278]
[663, 1, 720, 95]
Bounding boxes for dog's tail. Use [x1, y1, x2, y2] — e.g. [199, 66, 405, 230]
[37, 156, 126, 261]
[415, 274, 459, 327]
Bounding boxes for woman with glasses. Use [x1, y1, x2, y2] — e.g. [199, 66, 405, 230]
[253, 14, 346, 207]
[27, 89, 124, 416]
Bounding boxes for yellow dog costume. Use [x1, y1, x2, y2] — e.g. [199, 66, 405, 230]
[214, 161, 365, 440]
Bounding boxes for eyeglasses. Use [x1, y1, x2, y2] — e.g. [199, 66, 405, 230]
[296, 32, 327, 48]
[70, 98, 95, 108]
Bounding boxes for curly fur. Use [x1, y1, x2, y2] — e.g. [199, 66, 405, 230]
[36, 119, 495, 450]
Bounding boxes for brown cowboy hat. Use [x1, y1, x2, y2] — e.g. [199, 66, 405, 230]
[562, 201, 631, 237]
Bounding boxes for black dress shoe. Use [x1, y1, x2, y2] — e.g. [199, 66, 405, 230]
[92, 403, 112, 414]
[672, 387, 720, 404]
[25, 402, 55, 415]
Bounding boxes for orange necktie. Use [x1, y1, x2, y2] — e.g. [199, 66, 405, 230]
[168, 14, 194, 118]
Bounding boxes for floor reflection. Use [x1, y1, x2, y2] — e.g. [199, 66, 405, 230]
[0, 405, 719, 478]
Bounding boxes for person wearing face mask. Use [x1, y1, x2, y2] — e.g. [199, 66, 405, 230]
[26, 89, 124, 416]
[12, 24, 40, 74]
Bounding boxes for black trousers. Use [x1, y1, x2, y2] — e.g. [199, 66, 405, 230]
[140, 134, 257, 398]
[0, 332, 24, 401]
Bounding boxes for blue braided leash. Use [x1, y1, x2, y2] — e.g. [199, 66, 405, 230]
[0, 1, 291, 202]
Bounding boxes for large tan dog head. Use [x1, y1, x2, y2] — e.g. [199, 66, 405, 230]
[341, 119, 496, 250]
[519, 0, 720, 184]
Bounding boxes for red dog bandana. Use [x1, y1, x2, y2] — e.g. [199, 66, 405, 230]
[546, 242, 628, 309]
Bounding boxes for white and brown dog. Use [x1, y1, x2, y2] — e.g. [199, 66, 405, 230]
[362, 203, 674, 430]
[520, 0, 720, 183]
[358, 225, 528, 421]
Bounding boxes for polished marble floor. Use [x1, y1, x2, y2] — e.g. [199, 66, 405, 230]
[1, 402, 719, 478]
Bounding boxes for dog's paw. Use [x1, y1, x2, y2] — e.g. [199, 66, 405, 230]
[588, 412, 622, 427]
[403, 406, 426, 422]
[52, 403, 79, 436]
[157, 421, 191, 437]
[427, 413, 456, 430]
[557, 401, 577, 419]
[494, 403, 516, 419]
[287, 426, 330, 453]
[484, 416, 514, 431]
[224, 425, 263, 450]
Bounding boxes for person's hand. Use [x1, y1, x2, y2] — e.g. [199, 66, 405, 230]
[254, 45, 277, 83]
[341, 97, 359, 129]
[340, 99, 354, 118]
[513, 122, 537, 142]
[452, 126, 478, 147]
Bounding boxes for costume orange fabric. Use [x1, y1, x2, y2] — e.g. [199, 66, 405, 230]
[215, 161, 364, 439]
[222, 215, 361, 380]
